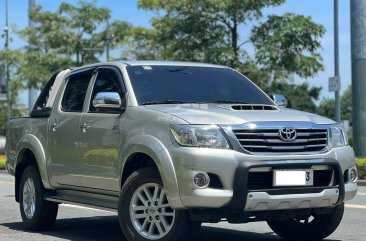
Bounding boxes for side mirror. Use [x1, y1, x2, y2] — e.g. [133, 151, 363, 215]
[272, 94, 287, 108]
[92, 92, 122, 110]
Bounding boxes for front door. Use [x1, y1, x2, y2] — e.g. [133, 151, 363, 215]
[48, 69, 94, 187]
[78, 67, 126, 191]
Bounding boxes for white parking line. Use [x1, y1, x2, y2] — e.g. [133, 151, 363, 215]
[0, 181, 14, 184]
[345, 204, 366, 210]
[357, 192, 366, 196]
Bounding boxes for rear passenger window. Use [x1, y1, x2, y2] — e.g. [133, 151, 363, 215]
[61, 72, 93, 112]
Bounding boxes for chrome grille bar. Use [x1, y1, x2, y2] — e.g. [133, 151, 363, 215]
[233, 128, 328, 153]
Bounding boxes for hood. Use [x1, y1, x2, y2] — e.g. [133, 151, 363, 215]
[145, 104, 336, 125]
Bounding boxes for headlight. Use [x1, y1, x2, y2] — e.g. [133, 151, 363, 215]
[330, 125, 348, 148]
[170, 125, 230, 149]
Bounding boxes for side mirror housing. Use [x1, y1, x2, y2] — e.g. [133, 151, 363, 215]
[92, 92, 123, 112]
[272, 94, 288, 108]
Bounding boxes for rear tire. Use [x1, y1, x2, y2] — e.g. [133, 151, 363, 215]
[267, 203, 344, 241]
[118, 168, 200, 241]
[19, 165, 59, 231]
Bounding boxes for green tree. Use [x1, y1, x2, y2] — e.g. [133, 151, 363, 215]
[94, 20, 133, 61]
[138, 0, 285, 66]
[13, 0, 133, 89]
[317, 98, 335, 120]
[0, 48, 29, 123]
[137, 0, 325, 80]
[121, 27, 160, 60]
[58, 0, 110, 65]
[0, 49, 24, 108]
[268, 82, 321, 113]
[251, 13, 325, 79]
[341, 86, 352, 122]
[317, 86, 352, 122]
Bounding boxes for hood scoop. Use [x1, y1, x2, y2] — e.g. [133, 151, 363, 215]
[230, 104, 278, 111]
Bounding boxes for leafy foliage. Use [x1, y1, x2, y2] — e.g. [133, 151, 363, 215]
[267, 82, 321, 113]
[58, 0, 110, 64]
[137, 0, 286, 66]
[317, 86, 352, 122]
[356, 158, 366, 179]
[0, 156, 5, 169]
[7, 0, 133, 90]
[251, 13, 325, 79]
[121, 27, 159, 60]
[0, 0, 328, 123]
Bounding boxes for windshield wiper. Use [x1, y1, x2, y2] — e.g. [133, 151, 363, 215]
[142, 100, 193, 105]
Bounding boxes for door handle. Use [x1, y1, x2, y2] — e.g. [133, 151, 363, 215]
[51, 123, 58, 132]
[80, 123, 90, 132]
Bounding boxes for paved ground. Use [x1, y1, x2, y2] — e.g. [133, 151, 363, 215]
[0, 170, 365, 241]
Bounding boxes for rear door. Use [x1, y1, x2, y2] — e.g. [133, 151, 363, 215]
[48, 68, 95, 187]
[78, 67, 126, 191]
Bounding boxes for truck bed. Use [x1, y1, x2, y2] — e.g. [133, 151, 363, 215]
[6, 117, 49, 174]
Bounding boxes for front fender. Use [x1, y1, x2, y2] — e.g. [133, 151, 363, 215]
[16, 134, 53, 189]
[121, 135, 184, 209]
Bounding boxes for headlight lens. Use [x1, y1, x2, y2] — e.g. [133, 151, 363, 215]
[330, 125, 348, 148]
[170, 125, 230, 149]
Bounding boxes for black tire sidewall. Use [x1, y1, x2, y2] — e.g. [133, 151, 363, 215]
[267, 203, 345, 241]
[19, 166, 41, 225]
[119, 168, 197, 241]
[19, 165, 58, 230]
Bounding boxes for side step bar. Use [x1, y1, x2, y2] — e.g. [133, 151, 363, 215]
[45, 190, 119, 212]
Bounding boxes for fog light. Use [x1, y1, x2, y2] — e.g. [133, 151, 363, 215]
[193, 173, 210, 188]
[349, 168, 358, 182]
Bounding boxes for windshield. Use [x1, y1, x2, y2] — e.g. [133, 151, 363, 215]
[127, 65, 273, 105]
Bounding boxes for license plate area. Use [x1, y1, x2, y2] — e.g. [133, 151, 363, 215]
[273, 169, 314, 187]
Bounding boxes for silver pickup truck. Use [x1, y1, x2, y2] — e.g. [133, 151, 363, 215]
[6, 61, 358, 241]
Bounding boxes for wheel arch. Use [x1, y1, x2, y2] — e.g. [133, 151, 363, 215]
[15, 134, 52, 202]
[15, 149, 39, 202]
[121, 135, 184, 209]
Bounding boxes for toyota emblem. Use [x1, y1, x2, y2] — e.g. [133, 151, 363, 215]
[279, 128, 297, 141]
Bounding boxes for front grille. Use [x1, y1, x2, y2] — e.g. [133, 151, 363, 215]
[233, 129, 328, 153]
[247, 169, 334, 190]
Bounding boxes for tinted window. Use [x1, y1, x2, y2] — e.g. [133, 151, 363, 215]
[126, 66, 273, 105]
[30, 73, 58, 117]
[89, 70, 122, 112]
[61, 72, 92, 112]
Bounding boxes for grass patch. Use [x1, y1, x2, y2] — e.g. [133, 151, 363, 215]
[356, 158, 366, 179]
[0, 155, 5, 169]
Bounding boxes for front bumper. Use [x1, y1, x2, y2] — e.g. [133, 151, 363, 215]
[245, 188, 339, 211]
[168, 145, 357, 210]
[230, 159, 345, 211]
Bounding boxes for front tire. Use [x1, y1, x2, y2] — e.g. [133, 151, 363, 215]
[19, 165, 59, 231]
[267, 203, 344, 241]
[118, 168, 200, 241]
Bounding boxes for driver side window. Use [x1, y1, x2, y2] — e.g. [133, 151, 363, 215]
[89, 69, 123, 112]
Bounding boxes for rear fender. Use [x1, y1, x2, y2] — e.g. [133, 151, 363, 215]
[16, 134, 52, 189]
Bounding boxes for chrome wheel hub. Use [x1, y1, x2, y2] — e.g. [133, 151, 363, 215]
[130, 183, 175, 240]
[22, 178, 36, 219]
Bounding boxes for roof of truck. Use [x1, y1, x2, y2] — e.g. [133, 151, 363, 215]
[71, 60, 228, 71]
[120, 60, 228, 68]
